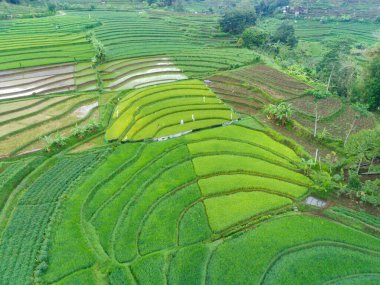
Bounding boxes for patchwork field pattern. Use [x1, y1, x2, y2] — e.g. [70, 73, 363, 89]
[105, 80, 238, 141]
[172, 48, 257, 78]
[207, 69, 272, 115]
[0, 94, 99, 157]
[0, 63, 97, 100]
[0, 14, 98, 71]
[0, 151, 108, 285]
[226, 65, 311, 100]
[88, 11, 232, 61]
[100, 57, 187, 91]
[1, 7, 379, 285]
[2, 120, 378, 284]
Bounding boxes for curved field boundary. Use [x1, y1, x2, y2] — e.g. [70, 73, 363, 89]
[150, 116, 236, 141]
[0, 96, 72, 126]
[0, 63, 97, 100]
[259, 241, 380, 285]
[186, 135, 301, 164]
[0, 152, 106, 284]
[323, 273, 380, 285]
[0, 98, 46, 116]
[130, 108, 233, 140]
[111, 159, 193, 262]
[1, 101, 98, 157]
[0, 95, 96, 140]
[107, 80, 233, 141]
[88, 141, 188, 223]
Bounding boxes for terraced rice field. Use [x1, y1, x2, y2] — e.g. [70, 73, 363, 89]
[226, 65, 311, 100]
[2, 118, 379, 284]
[0, 14, 98, 70]
[207, 70, 271, 115]
[172, 48, 257, 78]
[87, 11, 231, 61]
[0, 63, 97, 100]
[290, 0, 380, 20]
[0, 94, 99, 157]
[258, 18, 380, 47]
[100, 57, 187, 91]
[1, 6, 379, 285]
[106, 80, 238, 141]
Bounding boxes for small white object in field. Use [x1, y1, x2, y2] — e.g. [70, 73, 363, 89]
[192, 114, 195, 121]
[116, 109, 119, 118]
[180, 119, 184, 125]
[74, 102, 98, 118]
[305, 196, 326, 208]
[203, 96, 206, 103]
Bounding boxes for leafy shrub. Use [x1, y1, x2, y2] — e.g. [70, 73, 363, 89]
[238, 27, 270, 48]
[264, 102, 294, 126]
[41, 132, 67, 152]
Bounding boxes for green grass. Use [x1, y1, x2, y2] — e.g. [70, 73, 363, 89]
[208, 214, 380, 284]
[138, 184, 200, 255]
[169, 244, 211, 284]
[131, 253, 166, 285]
[262, 245, 380, 285]
[188, 139, 295, 168]
[204, 192, 292, 232]
[178, 202, 212, 246]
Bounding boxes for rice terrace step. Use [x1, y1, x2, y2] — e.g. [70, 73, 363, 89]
[0, 2, 379, 285]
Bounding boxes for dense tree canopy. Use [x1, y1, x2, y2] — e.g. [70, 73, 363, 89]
[219, 9, 257, 34]
[271, 22, 298, 47]
[361, 55, 380, 111]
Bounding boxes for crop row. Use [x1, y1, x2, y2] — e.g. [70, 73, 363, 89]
[0, 152, 106, 284]
[325, 207, 380, 229]
[0, 95, 98, 157]
[0, 157, 45, 210]
[106, 80, 234, 141]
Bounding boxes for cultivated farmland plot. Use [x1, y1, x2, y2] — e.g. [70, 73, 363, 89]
[0, 5, 379, 285]
[105, 80, 238, 141]
[0, 63, 97, 100]
[2, 118, 379, 284]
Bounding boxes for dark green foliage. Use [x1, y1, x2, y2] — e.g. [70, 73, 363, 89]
[271, 22, 298, 47]
[239, 27, 270, 48]
[316, 39, 356, 97]
[361, 55, 380, 111]
[305, 89, 333, 100]
[255, 0, 289, 16]
[340, 169, 380, 206]
[219, 9, 257, 34]
[345, 129, 380, 170]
